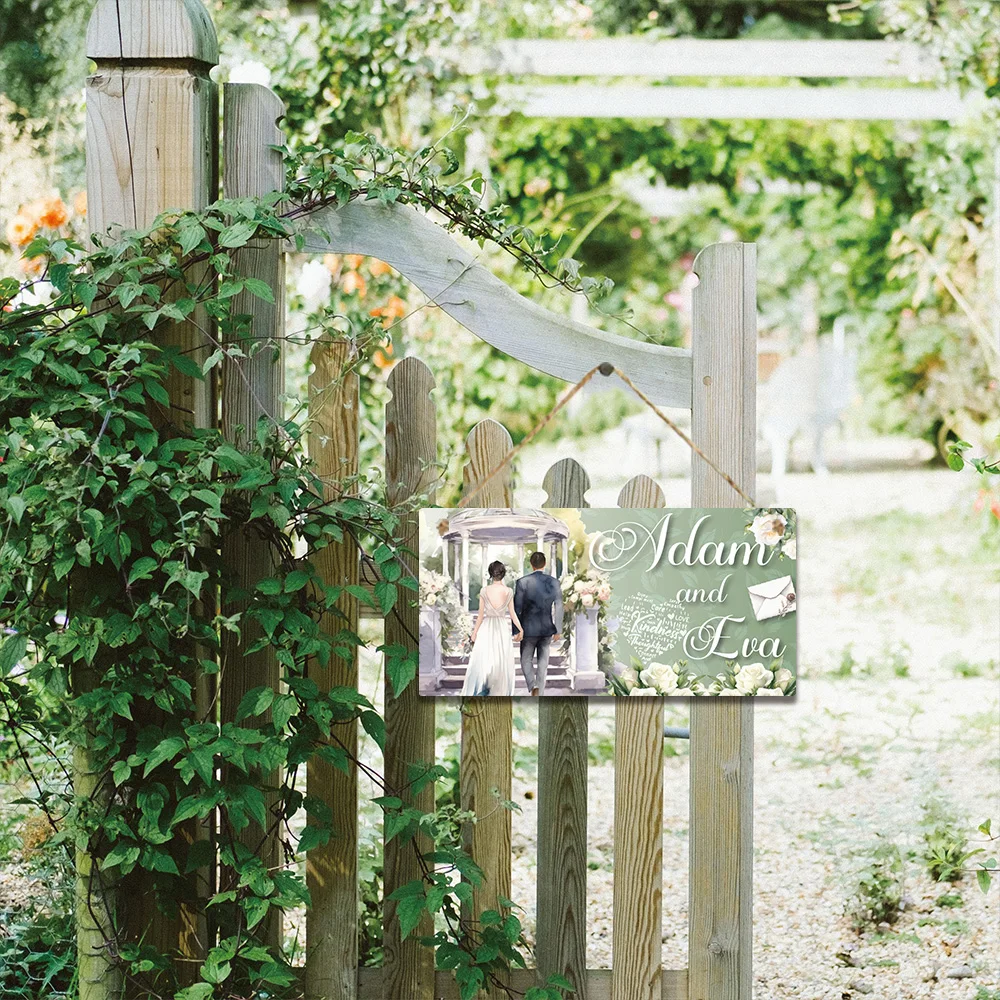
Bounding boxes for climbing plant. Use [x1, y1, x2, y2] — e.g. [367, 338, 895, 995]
[0, 136, 594, 999]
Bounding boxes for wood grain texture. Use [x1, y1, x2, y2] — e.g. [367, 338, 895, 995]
[357, 967, 689, 1000]
[541, 457, 591, 508]
[86, 29, 218, 431]
[612, 475, 666, 1000]
[218, 82, 285, 950]
[306, 341, 360, 1000]
[537, 458, 590, 998]
[688, 243, 756, 1000]
[84, 3, 219, 982]
[460, 419, 514, 999]
[296, 203, 692, 408]
[455, 37, 933, 80]
[617, 475, 666, 509]
[87, 0, 218, 62]
[383, 358, 438, 998]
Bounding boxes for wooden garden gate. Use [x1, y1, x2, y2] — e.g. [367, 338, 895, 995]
[83, 2, 754, 998]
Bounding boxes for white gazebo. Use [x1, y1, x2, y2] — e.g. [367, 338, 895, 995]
[440, 507, 570, 608]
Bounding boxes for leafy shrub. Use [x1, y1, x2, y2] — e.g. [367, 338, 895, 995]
[847, 841, 904, 931]
[921, 801, 977, 883]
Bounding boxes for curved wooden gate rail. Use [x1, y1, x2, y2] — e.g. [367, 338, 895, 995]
[83, 4, 754, 999]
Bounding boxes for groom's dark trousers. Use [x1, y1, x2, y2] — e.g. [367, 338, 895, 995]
[513, 570, 563, 692]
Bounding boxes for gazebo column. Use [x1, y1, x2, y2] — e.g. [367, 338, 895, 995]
[460, 531, 470, 609]
[549, 540, 558, 576]
[517, 542, 525, 575]
[442, 537, 449, 578]
[561, 538, 569, 576]
[481, 542, 489, 583]
[535, 528, 545, 565]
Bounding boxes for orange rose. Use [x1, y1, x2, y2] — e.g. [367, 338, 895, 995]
[368, 258, 392, 277]
[341, 270, 367, 298]
[323, 253, 341, 274]
[6, 214, 37, 247]
[383, 295, 407, 319]
[344, 254, 365, 270]
[37, 197, 69, 229]
[73, 191, 87, 217]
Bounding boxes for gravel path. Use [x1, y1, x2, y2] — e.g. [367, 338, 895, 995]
[497, 464, 1000, 997]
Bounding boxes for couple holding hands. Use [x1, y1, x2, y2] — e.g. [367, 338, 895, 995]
[460, 550, 564, 697]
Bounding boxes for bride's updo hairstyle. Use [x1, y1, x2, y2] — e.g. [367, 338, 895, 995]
[487, 560, 506, 581]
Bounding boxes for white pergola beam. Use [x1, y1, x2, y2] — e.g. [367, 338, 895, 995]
[494, 83, 969, 122]
[456, 38, 936, 80]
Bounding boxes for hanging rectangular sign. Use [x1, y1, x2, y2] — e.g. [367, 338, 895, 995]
[417, 506, 797, 698]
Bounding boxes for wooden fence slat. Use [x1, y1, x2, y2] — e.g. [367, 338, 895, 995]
[459, 419, 514, 999]
[536, 458, 590, 998]
[84, 3, 218, 984]
[383, 358, 438, 998]
[306, 341, 360, 1000]
[687, 243, 756, 1000]
[219, 81, 285, 950]
[612, 475, 666, 1000]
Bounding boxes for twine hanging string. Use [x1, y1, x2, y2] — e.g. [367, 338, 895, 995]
[457, 361, 757, 509]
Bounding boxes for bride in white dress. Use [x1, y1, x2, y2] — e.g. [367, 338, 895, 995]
[461, 560, 524, 697]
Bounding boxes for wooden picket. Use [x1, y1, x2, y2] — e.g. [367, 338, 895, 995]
[306, 340, 360, 1000]
[537, 460, 591, 998]
[81, 5, 758, 999]
[219, 81, 286, 951]
[460, 421, 516, 1000]
[383, 358, 438, 996]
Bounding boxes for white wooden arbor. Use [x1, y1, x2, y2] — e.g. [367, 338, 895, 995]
[82, 2, 756, 1000]
[442, 508, 570, 606]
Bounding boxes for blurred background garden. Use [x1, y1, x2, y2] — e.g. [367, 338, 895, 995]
[1, 0, 998, 996]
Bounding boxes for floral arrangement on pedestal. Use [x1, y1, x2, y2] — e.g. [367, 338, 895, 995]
[703, 658, 796, 697]
[419, 570, 473, 655]
[746, 508, 797, 560]
[559, 567, 614, 667]
[608, 658, 703, 697]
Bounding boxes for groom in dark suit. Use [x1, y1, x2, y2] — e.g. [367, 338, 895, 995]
[514, 551, 564, 696]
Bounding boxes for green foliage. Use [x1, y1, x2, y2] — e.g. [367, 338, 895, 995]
[847, 841, 904, 932]
[0, 140, 577, 997]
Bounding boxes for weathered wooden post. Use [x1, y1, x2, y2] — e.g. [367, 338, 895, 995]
[219, 81, 286, 950]
[688, 243, 756, 1000]
[382, 357, 438, 996]
[82, 0, 219, 991]
[306, 341, 359, 1000]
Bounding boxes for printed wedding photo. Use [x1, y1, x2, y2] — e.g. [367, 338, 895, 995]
[418, 506, 797, 697]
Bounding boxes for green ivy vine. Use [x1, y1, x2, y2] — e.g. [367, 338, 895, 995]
[0, 135, 586, 999]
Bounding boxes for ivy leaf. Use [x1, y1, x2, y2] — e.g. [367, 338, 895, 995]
[374, 580, 397, 615]
[243, 277, 275, 303]
[236, 686, 274, 721]
[360, 710, 386, 751]
[218, 221, 256, 249]
[127, 557, 158, 585]
[142, 735, 186, 777]
[0, 634, 28, 677]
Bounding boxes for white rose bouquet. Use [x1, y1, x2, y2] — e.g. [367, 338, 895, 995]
[419, 570, 472, 654]
[608, 657, 704, 697]
[560, 567, 615, 665]
[704, 657, 795, 697]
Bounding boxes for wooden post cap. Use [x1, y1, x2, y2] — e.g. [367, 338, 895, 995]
[87, 0, 218, 65]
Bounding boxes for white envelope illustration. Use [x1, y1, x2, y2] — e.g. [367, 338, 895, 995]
[747, 575, 796, 621]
